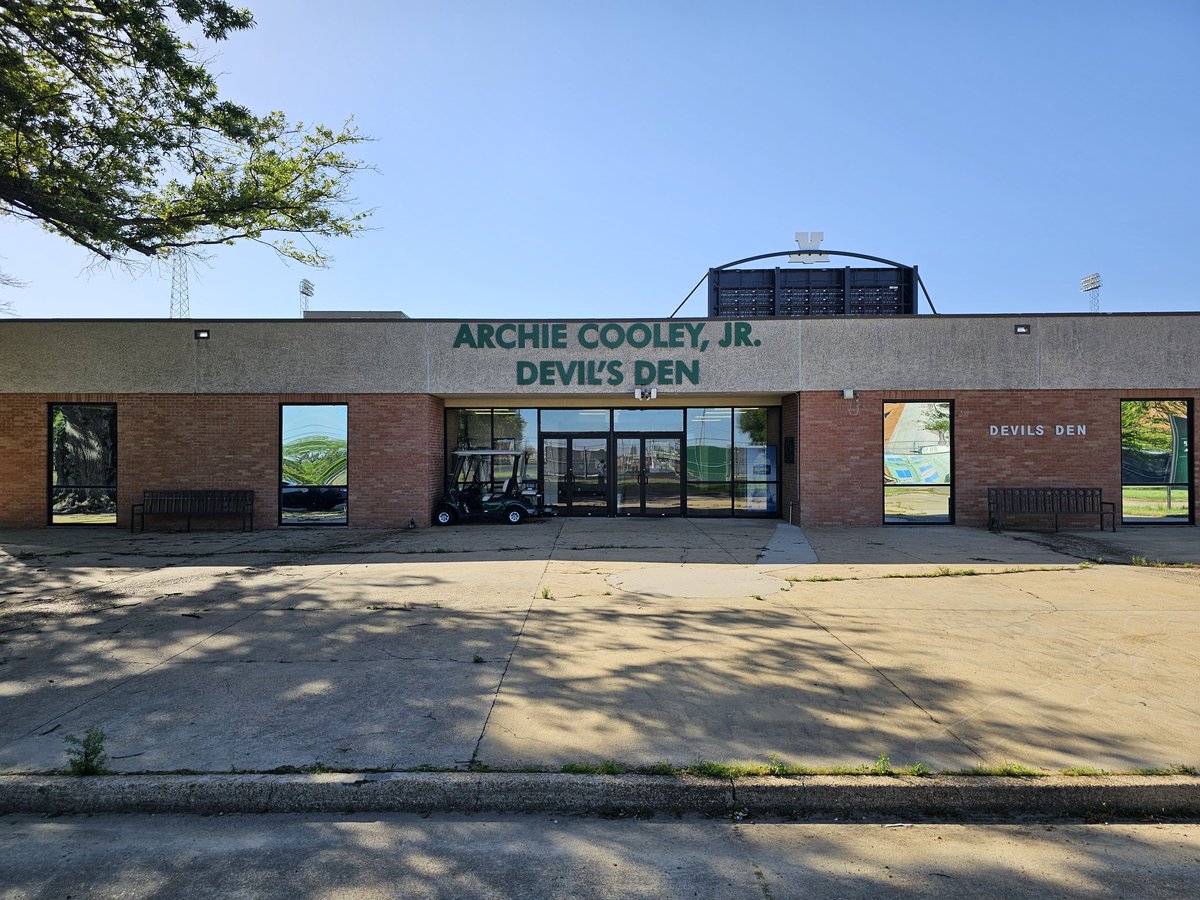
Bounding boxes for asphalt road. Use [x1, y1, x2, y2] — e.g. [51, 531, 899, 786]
[1, 813, 1198, 899]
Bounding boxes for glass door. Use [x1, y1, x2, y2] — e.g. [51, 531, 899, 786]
[541, 434, 609, 516]
[614, 435, 682, 516]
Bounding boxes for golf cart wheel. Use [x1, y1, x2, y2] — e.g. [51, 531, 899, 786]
[505, 508, 525, 525]
[434, 507, 455, 526]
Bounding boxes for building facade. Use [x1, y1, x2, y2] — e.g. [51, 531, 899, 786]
[0, 314, 1195, 530]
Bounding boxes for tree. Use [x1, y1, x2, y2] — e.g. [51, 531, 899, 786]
[282, 434, 347, 486]
[919, 402, 950, 444]
[0, 0, 370, 273]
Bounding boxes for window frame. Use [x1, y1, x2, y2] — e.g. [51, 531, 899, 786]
[279, 402, 350, 527]
[1119, 397, 1194, 526]
[882, 399, 955, 525]
[46, 402, 118, 527]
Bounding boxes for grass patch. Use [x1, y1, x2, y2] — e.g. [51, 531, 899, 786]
[1130, 556, 1198, 569]
[872, 753, 893, 775]
[539, 586, 553, 599]
[958, 762, 1047, 777]
[471, 654, 484, 664]
[1061, 766, 1114, 776]
[640, 761, 676, 776]
[684, 759, 740, 779]
[1135, 764, 1198, 776]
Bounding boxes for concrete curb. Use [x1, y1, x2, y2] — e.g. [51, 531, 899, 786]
[1, 774, 1197, 818]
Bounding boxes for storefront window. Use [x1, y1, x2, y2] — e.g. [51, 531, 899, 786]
[733, 407, 779, 515]
[493, 408, 539, 489]
[686, 408, 732, 482]
[281, 404, 348, 524]
[686, 483, 732, 516]
[442, 405, 782, 518]
[612, 408, 683, 432]
[1121, 399, 1192, 523]
[539, 408, 611, 432]
[449, 409, 492, 450]
[883, 401, 952, 522]
[49, 404, 117, 525]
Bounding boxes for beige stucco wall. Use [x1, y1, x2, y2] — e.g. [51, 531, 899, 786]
[1, 314, 1197, 395]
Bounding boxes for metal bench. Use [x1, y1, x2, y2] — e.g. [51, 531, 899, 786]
[987, 487, 1114, 533]
[130, 489, 255, 533]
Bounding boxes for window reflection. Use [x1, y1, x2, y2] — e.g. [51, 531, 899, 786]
[443, 405, 781, 518]
[50, 404, 117, 525]
[687, 408, 731, 481]
[1121, 399, 1191, 523]
[281, 405, 348, 524]
[883, 401, 952, 522]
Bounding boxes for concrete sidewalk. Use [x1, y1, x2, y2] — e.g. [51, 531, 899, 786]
[1, 519, 1197, 783]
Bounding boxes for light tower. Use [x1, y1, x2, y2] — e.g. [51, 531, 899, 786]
[299, 278, 315, 315]
[169, 253, 190, 318]
[1081, 273, 1101, 313]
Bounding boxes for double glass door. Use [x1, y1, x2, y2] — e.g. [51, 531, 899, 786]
[541, 435, 609, 516]
[542, 433, 683, 516]
[615, 435, 682, 516]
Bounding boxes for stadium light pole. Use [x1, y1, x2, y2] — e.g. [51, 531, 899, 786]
[1081, 273, 1101, 312]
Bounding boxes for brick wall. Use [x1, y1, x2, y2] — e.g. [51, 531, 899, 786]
[349, 394, 445, 527]
[0, 395, 47, 526]
[0, 393, 446, 529]
[799, 392, 883, 526]
[4, 389, 1194, 530]
[797, 389, 1198, 528]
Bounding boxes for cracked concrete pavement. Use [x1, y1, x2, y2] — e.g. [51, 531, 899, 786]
[1, 519, 1197, 775]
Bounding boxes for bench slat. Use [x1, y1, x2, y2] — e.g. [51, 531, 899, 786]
[987, 487, 1114, 533]
[132, 490, 255, 533]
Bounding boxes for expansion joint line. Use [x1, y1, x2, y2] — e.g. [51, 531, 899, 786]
[469, 520, 562, 767]
[686, 517, 743, 566]
[802, 611, 986, 763]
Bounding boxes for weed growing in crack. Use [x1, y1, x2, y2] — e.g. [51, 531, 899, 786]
[540, 586, 553, 600]
[884, 567, 978, 579]
[64, 727, 108, 776]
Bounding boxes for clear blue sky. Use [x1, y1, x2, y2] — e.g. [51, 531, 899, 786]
[2, 0, 1197, 320]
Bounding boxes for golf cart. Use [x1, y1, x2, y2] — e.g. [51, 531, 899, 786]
[433, 449, 541, 526]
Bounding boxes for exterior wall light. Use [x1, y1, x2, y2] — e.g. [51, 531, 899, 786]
[1014, 324, 1030, 334]
[194, 329, 210, 340]
[633, 387, 658, 401]
[842, 389, 857, 400]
